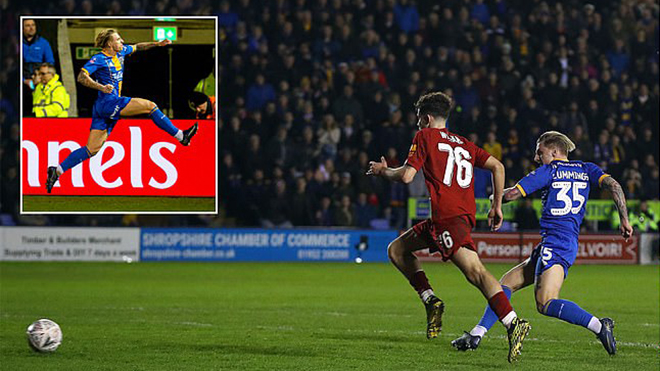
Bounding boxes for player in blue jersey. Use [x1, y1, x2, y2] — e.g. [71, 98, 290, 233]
[452, 131, 633, 355]
[45, 29, 198, 193]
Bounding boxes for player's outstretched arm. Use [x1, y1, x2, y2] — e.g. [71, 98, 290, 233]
[77, 70, 112, 93]
[134, 39, 172, 51]
[489, 186, 523, 204]
[601, 176, 633, 241]
[366, 156, 417, 183]
[501, 187, 523, 204]
[482, 156, 505, 230]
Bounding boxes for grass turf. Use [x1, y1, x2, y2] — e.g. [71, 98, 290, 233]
[22, 196, 215, 212]
[0, 262, 658, 370]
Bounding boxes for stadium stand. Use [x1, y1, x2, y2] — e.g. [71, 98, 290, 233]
[1, 0, 658, 228]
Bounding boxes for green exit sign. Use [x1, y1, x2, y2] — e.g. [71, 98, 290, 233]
[153, 26, 177, 41]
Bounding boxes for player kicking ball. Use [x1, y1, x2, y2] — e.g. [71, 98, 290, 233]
[45, 29, 198, 193]
[452, 131, 632, 355]
[367, 92, 531, 363]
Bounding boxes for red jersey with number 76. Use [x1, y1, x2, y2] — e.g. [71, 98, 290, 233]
[404, 127, 492, 226]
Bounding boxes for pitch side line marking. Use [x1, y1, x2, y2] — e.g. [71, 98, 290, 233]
[174, 321, 213, 327]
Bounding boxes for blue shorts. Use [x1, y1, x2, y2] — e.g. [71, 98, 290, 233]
[531, 232, 579, 278]
[90, 95, 132, 134]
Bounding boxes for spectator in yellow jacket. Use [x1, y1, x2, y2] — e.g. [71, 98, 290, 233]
[629, 200, 659, 232]
[483, 131, 503, 161]
[32, 63, 70, 117]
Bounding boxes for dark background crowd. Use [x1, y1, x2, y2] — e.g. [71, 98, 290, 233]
[0, 0, 658, 230]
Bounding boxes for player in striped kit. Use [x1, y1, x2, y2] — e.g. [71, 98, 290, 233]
[46, 29, 198, 193]
[452, 131, 632, 356]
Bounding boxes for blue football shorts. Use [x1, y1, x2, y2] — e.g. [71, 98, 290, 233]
[531, 232, 579, 278]
[90, 95, 132, 134]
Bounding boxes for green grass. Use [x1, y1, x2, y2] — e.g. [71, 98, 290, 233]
[0, 262, 658, 370]
[22, 196, 215, 212]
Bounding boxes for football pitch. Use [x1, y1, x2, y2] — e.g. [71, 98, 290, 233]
[22, 196, 215, 212]
[1, 262, 658, 370]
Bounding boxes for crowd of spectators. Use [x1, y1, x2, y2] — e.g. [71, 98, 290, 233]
[217, 0, 659, 229]
[0, 0, 658, 230]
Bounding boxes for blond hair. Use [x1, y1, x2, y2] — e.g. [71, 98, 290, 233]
[537, 131, 576, 154]
[95, 29, 118, 48]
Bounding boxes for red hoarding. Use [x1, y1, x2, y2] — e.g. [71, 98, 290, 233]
[22, 118, 216, 197]
[415, 233, 638, 264]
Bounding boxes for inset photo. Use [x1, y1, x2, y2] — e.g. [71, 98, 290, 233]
[20, 16, 217, 213]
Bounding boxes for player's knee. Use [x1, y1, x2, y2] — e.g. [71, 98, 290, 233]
[86, 145, 99, 157]
[535, 299, 547, 314]
[465, 267, 482, 286]
[500, 275, 520, 291]
[144, 100, 157, 113]
[535, 295, 554, 314]
[387, 240, 401, 262]
[462, 261, 487, 287]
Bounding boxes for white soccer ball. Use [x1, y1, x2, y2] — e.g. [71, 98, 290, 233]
[26, 319, 62, 352]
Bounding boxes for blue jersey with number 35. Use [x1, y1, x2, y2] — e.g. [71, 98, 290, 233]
[515, 160, 609, 239]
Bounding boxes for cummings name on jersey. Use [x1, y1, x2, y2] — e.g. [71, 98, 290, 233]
[553, 170, 589, 181]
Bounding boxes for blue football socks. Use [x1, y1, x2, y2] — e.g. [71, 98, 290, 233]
[60, 146, 92, 173]
[470, 289, 599, 337]
[543, 299, 594, 329]
[470, 285, 512, 337]
[149, 107, 180, 137]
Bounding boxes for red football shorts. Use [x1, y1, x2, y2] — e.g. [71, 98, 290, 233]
[412, 215, 476, 261]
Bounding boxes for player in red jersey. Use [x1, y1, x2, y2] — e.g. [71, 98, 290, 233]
[367, 92, 531, 362]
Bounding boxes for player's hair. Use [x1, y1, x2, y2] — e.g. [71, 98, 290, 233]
[414, 91, 453, 119]
[95, 29, 118, 48]
[537, 131, 576, 154]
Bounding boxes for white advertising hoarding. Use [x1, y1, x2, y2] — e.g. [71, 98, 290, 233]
[0, 227, 140, 261]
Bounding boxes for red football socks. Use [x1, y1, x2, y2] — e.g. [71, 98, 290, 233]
[488, 290, 514, 320]
[409, 270, 432, 294]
